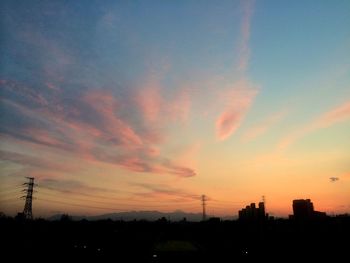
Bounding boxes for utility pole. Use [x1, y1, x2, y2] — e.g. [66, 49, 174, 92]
[262, 195, 266, 211]
[22, 177, 35, 220]
[262, 195, 267, 218]
[201, 194, 207, 221]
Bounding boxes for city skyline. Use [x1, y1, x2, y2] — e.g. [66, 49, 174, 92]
[1, 0, 350, 217]
[4, 176, 337, 220]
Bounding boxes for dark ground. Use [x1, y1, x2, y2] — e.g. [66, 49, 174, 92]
[1, 215, 349, 262]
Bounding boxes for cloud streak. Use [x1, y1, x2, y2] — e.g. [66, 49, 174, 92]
[133, 183, 200, 201]
[38, 178, 128, 195]
[0, 78, 196, 178]
[0, 150, 76, 173]
[135, 76, 191, 126]
[216, 80, 257, 140]
[237, 0, 254, 73]
[242, 110, 287, 142]
[215, 0, 258, 141]
[279, 101, 350, 149]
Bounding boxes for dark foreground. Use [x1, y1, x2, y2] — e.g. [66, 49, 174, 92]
[1, 216, 349, 262]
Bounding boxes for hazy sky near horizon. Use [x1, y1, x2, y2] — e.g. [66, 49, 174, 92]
[1, 0, 349, 217]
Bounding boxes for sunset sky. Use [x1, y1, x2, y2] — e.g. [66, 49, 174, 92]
[1, 0, 349, 218]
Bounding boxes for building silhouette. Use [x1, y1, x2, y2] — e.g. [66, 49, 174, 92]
[292, 199, 327, 220]
[238, 202, 266, 221]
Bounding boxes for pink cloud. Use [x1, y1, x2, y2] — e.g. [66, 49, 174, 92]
[145, 146, 161, 157]
[92, 152, 195, 178]
[216, 111, 241, 141]
[119, 157, 156, 173]
[135, 78, 162, 123]
[242, 110, 287, 142]
[83, 90, 143, 146]
[134, 183, 200, 201]
[24, 127, 70, 149]
[279, 100, 350, 149]
[161, 160, 196, 177]
[0, 150, 77, 173]
[135, 77, 191, 125]
[0, 98, 96, 155]
[167, 165, 196, 177]
[315, 101, 350, 128]
[216, 79, 258, 140]
[215, 0, 257, 141]
[1, 79, 196, 178]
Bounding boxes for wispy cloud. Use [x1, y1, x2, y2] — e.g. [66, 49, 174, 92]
[0, 79, 196, 178]
[0, 2, 217, 180]
[38, 178, 127, 195]
[216, 79, 258, 140]
[216, 0, 258, 141]
[133, 183, 200, 201]
[242, 110, 287, 142]
[136, 78, 163, 123]
[237, 0, 254, 73]
[82, 89, 143, 146]
[279, 101, 350, 149]
[315, 101, 350, 128]
[135, 76, 191, 126]
[0, 150, 77, 173]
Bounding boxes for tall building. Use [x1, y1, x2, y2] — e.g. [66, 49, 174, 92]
[293, 199, 314, 219]
[238, 202, 266, 221]
[258, 202, 265, 218]
[292, 199, 327, 220]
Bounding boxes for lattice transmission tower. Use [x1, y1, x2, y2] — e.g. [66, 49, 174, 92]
[22, 177, 35, 220]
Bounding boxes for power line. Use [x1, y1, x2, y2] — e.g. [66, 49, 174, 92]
[38, 186, 199, 204]
[0, 185, 23, 192]
[35, 191, 199, 208]
[2, 181, 243, 216]
[208, 199, 245, 205]
[36, 197, 131, 211]
[0, 197, 22, 203]
[0, 189, 23, 197]
[35, 192, 205, 213]
[209, 205, 240, 209]
[41, 187, 244, 206]
[35, 188, 221, 214]
[0, 186, 23, 195]
[38, 188, 198, 205]
[40, 184, 240, 206]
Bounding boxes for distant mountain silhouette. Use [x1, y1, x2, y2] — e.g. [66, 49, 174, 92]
[48, 210, 209, 221]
